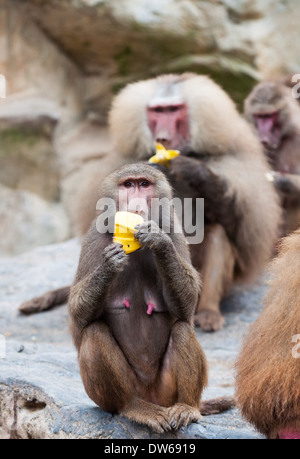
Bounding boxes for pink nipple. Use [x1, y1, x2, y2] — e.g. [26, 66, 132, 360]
[123, 299, 130, 309]
[147, 302, 155, 315]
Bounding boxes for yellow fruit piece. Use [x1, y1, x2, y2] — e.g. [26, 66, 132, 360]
[113, 211, 144, 254]
[148, 143, 180, 166]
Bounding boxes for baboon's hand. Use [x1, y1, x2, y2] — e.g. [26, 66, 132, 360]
[272, 172, 297, 196]
[170, 155, 209, 182]
[135, 221, 170, 252]
[102, 243, 128, 273]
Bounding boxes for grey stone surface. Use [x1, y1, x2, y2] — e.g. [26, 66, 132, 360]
[0, 238, 265, 439]
[0, 185, 71, 257]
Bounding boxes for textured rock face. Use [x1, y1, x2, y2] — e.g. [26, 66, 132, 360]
[13, 0, 300, 86]
[0, 2, 82, 255]
[1, 0, 300, 255]
[0, 238, 265, 439]
[0, 184, 70, 256]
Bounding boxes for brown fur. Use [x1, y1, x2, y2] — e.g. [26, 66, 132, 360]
[235, 229, 300, 438]
[68, 163, 233, 432]
[19, 286, 70, 315]
[245, 80, 300, 234]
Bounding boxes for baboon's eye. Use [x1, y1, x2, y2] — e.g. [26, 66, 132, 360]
[123, 181, 133, 188]
[140, 180, 150, 188]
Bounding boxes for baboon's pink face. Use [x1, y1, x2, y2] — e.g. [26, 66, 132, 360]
[147, 102, 190, 151]
[252, 112, 281, 149]
[118, 176, 155, 218]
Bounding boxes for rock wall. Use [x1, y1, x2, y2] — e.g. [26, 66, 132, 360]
[0, 0, 299, 255]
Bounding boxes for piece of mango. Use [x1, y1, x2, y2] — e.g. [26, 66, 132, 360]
[113, 211, 144, 254]
[148, 143, 180, 167]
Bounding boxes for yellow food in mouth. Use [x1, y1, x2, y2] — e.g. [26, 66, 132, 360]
[113, 211, 144, 254]
[148, 143, 180, 166]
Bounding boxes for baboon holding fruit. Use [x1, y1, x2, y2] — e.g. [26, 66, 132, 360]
[69, 163, 232, 432]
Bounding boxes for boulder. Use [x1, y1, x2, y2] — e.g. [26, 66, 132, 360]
[12, 0, 300, 104]
[0, 184, 71, 257]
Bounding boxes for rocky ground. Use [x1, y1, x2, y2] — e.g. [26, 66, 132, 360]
[0, 238, 265, 439]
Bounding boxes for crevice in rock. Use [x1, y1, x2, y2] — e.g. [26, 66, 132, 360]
[19, 399, 47, 413]
[0, 383, 52, 439]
